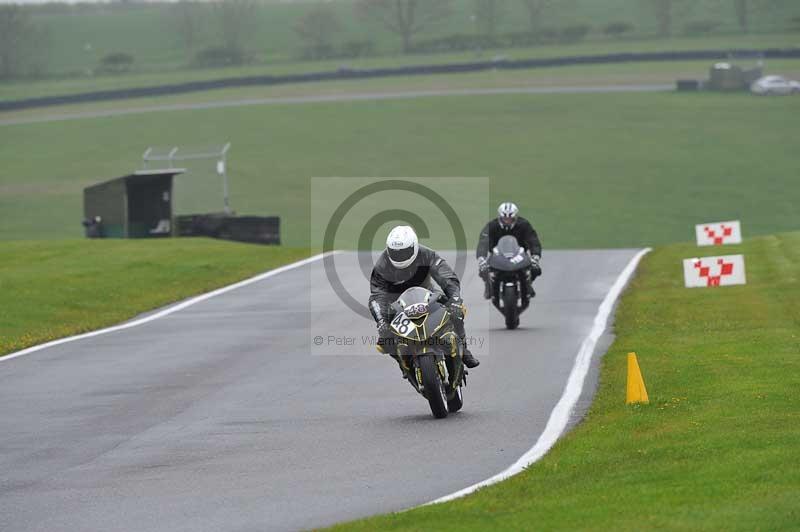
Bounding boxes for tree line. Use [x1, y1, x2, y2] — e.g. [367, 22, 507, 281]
[0, 0, 794, 80]
[296, 0, 793, 58]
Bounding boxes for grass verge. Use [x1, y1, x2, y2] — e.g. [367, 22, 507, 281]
[0, 239, 309, 357]
[329, 231, 800, 530]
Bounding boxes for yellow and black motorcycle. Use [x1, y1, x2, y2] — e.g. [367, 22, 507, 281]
[387, 286, 466, 419]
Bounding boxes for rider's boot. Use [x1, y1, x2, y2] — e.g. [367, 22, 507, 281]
[483, 279, 492, 300]
[462, 348, 480, 368]
[525, 270, 536, 298]
[452, 317, 480, 368]
[390, 353, 409, 378]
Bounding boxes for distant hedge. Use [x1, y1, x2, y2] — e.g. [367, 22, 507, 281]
[193, 47, 248, 68]
[98, 52, 134, 74]
[408, 26, 594, 54]
[298, 40, 375, 61]
[684, 20, 721, 36]
[603, 22, 635, 36]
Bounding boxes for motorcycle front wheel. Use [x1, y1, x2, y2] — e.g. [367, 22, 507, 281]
[502, 284, 520, 330]
[418, 355, 449, 419]
[447, 386, 463, 413]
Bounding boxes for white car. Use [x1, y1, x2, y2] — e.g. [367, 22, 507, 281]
[750, 75, 800, 95]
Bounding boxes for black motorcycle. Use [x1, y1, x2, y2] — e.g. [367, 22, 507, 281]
[487, 235, 533, 330]
[387, 287, 466, 419]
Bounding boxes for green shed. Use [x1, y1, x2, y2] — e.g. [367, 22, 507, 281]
[83, 169, 185, 238]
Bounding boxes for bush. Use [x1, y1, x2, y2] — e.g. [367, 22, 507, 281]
[559, 25, 591, 43]
[98, 52, 134, 74]
[409, 34, 498, 54]
[502, 31, 538, 48]
[684, 20, 720, 36]
[535, 27, 560, 44]
[297, 40, 375, 62]
[603, 21, 634, 36]
[402, 24, 590, 55]
[299, 44, 336, 61]
[193, 46, 246, 67]
[339, 40, 374, 59]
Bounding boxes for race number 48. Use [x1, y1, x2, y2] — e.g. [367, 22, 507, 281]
[392, 313, 412, 335]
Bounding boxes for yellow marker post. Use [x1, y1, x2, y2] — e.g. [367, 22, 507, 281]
[626, 352, 649, 404]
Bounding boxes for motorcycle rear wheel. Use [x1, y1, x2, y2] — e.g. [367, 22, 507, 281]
[419, 355, 449, 419]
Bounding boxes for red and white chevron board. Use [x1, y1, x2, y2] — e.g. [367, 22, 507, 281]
[695, 220, 742, 246]
[683, 254, 747, 288]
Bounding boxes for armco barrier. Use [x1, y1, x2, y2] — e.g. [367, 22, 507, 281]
[176, 214, 280, 245]
[2, 48, 798, 112]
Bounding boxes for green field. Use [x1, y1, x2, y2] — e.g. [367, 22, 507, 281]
[2, 90, 798, 249]
[0, 239, 308, 356]
[330, 230, 800, 530]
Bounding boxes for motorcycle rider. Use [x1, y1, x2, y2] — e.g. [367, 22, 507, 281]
[369, 225, 480, 373]
[476, 202, 542, 300]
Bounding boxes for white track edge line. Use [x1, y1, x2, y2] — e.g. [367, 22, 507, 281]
[1, 251, 334, 363]
[425, 246, 652, 505]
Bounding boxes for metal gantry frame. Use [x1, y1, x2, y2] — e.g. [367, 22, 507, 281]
[142, 143, 232, 214]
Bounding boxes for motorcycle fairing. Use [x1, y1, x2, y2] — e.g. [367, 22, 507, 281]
[391, 302, 451, 342]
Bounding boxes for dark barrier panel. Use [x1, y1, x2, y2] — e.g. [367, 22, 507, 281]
[176, 214, 280, 245]
[676, 79, 702, 91]
[3, 48, 799, 112]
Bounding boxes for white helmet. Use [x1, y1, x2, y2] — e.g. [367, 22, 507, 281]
[386, 225, 419, 269]
[498, 202, 519, 229]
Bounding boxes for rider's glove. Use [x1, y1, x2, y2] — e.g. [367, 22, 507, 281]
[375, 319, 393, 353]
[530, 254, 542, 276]
[377, 319, 391, 338]
[448, 297, 466, 320]
[477, 257, 490, 275]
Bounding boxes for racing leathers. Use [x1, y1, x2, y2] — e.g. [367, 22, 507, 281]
[476, 216, 542, 298]
[369, 245, 479, 369]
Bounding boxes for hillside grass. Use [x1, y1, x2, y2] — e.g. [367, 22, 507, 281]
[0, 239, 309, 356]
[20, 0, 800, 78]
[2, 32, 798, 103]
[330, 230, 800, 531]
[1, 91, 798, 249]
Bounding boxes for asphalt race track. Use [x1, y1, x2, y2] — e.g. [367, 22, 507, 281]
[0, 249, 640, 531]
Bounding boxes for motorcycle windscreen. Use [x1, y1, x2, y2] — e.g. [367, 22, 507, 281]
[496, 235, 521, 257]
[397, 286, 431, 308]
[488, 235, 531, 271]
